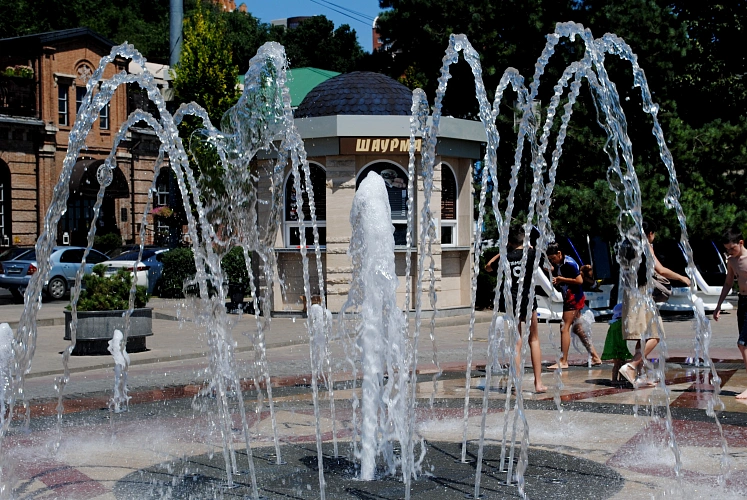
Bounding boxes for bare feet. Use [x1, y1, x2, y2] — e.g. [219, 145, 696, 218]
[736, 388, 747, 399]
[591, 356, 602, 366]
[535, 384, 548, 394]
[635, 377, 656, 388]
[547, 362, 568, 370]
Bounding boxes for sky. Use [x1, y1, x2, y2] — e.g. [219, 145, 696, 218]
[238, 0, 385, 53]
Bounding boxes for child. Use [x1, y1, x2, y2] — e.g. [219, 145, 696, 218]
[546, 242, 602, 369]
[713, 227, 747, 399]
[485, 225, 547, 393]
[601, 303, 632, 385]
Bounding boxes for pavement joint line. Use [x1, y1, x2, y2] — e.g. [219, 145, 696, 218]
[25, 337, 312, 379]
[3, 307, 495, 330]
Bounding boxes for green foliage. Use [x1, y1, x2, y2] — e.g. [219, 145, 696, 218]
[157, 247, 197, 298]
[221, 246, 249, 291]
[223, 8, 274, 74]
[378, 0, 747, 241]
[76, 264, 148, 311]
[173, 0, 240, 125]
[3, 65, 33, 78]
[93, 232, 122, 254]
[0, 0, 173, 63]
[275, 16, 364, 73]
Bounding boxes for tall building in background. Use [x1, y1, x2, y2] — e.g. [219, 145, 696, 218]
[271, 17, 312, 29]
[372, 17, 383, 52]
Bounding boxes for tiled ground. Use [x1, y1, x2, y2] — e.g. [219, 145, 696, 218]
[4, 360, 747, 499]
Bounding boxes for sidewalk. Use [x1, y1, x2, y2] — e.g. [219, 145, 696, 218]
[2, 297, 743, 402]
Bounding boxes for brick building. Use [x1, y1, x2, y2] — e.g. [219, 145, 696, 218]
[0, 28, 176, 248]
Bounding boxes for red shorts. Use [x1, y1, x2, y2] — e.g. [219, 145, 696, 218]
[563, 294, 585, 312]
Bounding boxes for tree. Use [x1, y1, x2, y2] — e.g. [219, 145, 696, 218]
[376, 0, 747, 242]
[223, 8, 275, 74]
[0, 0, 176, 63]
[275, 16, 365, 73]
[172, 0, 239, 125]
[671, 1, 747, 126]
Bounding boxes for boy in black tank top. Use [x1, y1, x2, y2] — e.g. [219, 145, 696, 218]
[485, 225, 547, 393]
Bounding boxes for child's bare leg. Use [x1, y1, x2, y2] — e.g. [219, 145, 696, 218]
[548, 310, 575, 369]
[737, 344, 747, 399]
[573, 320, 602, 364]
[629, 339, 659, 372]
[528, 311, 547, 393]
[611, 359, 623, 383]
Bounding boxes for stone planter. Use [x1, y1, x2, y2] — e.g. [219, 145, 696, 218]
[64, 308, 153, 355]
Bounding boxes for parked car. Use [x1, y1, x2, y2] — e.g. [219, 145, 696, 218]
[101, 248, 170, 295]
[0, 246, 33, 262]
[0, 246, 109, 301]
[0, 247, 34, 300]
[105, 244, 162, 258]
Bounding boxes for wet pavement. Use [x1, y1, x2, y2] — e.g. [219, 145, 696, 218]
[2, 297, 747, 498]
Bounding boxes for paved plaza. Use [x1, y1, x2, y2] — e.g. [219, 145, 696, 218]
[2, 297, 747, 498]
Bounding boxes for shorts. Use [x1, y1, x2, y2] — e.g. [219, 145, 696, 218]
[622, 286, 663, 341]
[499, 295, 538, 321]
[737, 296, 747, 347]
[563, 294, 585, 312]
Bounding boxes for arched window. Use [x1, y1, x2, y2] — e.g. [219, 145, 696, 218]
[356, 162, 409, 246]
[284, 163, 326, 247]
[0, 161, 11, 246]
[440, 163, 457, 246]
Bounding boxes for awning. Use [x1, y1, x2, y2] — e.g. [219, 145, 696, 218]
[69, 158, 129, 199]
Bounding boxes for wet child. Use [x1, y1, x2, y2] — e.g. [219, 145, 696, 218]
[601, 303, 632, 385]
[713, 227, 747, 399]
[546, 242, 602, 369]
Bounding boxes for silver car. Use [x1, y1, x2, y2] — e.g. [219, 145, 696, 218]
[0, 246, 109, 301]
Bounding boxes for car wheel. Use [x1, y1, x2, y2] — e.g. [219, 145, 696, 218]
[46, 277, 67, 300]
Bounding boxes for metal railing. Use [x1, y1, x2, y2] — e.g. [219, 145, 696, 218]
[0, 75, 36, 117]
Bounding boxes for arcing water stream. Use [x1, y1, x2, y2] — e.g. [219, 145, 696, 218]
[0, 23, 731, 500]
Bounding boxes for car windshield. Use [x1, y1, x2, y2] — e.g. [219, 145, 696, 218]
[0, 247, 30, 260]
[18, 250, 36, 261]
[112, 250, 158, 261]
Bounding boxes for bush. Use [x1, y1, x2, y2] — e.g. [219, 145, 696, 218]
[157, 247, 197, 298]
[93, 232, 122, 254]
[221, 246, 250, 292]
[75, 264, 148, 311]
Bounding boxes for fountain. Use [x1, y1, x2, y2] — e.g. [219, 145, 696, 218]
[0, 22, 740, 500]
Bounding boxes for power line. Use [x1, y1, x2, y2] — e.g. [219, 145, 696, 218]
[314, 0, 376, 22]
[307, 0, 374, 27]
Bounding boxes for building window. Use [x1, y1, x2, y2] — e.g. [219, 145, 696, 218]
[58, 85, 69, 125]
[440, 164, 457, 247]
[356, 162, 409, 246]
[76, 86, 86, 114]
[155, 170, 171, 238]
[99, 102, 110, 130]
[152, 169, 184, 247]
[284, 163, 326, 248]
[156, 173, 170, 207]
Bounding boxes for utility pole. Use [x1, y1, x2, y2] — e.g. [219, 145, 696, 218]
[169, 0, 183, 68]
